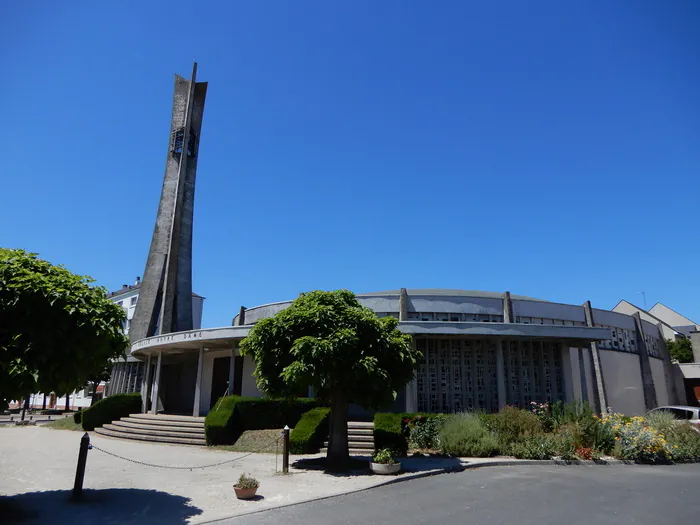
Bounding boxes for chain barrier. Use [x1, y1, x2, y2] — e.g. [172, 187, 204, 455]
[89, 437, 282, 471]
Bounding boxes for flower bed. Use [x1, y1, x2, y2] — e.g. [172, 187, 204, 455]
[379, 402, 700, 463]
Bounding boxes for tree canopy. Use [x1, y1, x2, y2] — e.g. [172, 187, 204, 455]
[0, 248, 129, 408]
[666, 338, 694, 363]
[240, 289, 421, 470]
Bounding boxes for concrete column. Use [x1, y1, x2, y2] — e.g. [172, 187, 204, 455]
[115, 363, 125, 395]
[406, 379, 418, 413]
[399, 288, 408, 321]
[141, 354, 152, 413]
[583, 301, 609, 413]
[228, 345, 236, 396]
[237, 306, 247, 326]
[503, 292, 513, 323]
[657, 323, 679, 405]
[560, 342, 575, 403]
[150, 351, 163, 415]
[633, 313, 658, 410]
[577, 347, 589, 403]
[193, 347, 204, 417]
[496, 339, 507, 409]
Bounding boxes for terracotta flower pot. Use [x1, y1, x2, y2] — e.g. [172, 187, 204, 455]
[370, 462, 401, 475]
[233, 486, 259, 500]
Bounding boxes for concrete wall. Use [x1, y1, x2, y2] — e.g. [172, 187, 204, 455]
[408, 295, 503, 315]
[599, 350, 646, 415]
[568, 347, 583, 402]
[199, 349, 231, 415]
[649, 357, 669, 407]
[581, 347, 595, 406]
[241, 356, 261, 397]
[513, 301, 586, 323]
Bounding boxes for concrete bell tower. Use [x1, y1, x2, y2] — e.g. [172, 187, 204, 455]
[130, 63, 207, 342]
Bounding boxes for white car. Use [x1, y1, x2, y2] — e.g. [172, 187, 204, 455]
[645, 405, 700, 432]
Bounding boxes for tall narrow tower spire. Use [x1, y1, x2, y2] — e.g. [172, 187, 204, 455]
[130, 63, 207, 342]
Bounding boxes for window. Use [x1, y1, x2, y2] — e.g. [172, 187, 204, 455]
[130, 297, 137, 306]
[118, 301, 123, 307]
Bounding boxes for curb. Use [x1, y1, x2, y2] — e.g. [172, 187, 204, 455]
[197, 458, 671, 524]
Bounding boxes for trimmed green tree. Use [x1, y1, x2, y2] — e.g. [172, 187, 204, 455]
[666, 338, 694, 363]
[0, 248, 129, 409]
[240, 289, 421, 471]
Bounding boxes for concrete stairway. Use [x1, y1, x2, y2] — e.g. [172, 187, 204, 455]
[321, 421, 374, 456]
[94, 413, 206, 446]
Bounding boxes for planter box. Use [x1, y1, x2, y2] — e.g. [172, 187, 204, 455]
[233, 486, 258, 500]
[370, 462, 401, 475]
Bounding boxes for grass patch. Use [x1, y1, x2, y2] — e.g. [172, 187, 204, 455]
[42, 417, 83, 431]
[211, 429, 282, 453]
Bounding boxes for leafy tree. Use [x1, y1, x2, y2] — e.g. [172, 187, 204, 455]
[666, 338, 694, 363]
[0, 249, 129, 409]
[240, 290, 421, 471]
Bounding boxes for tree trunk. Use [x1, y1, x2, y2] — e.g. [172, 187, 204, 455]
[326, 396, 349, 472]
[42, 394, 47, 410]
[90, 381, 100, 407]
[65, 394, 70, 412]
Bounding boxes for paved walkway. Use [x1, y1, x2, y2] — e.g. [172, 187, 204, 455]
[0, 426, 461, 524]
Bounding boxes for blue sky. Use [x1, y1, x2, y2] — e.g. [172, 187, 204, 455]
[1, 1, 698, 328]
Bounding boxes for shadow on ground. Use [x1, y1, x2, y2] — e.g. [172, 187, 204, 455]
[0, 488, 202, 524]
[292, 456, 464, 477]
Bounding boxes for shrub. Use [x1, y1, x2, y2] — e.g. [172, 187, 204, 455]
[550, 400, 594, 429]
[439, 413, 499, 457]
[644, 411, 678, 438]
[667, 425, 700, 462]
[73, 409, 82, 425]
[403, 414, 446, 450]
[374, 413, 407, 456]
[234, 473, 259, 489]
[488, 406, 542, 451]
[373, 448, 398, 464]
[510, 435, 560, 460]
[289, 407, 330, 454]
[205, 396, 321, 445]
[600, 414, 672, 463]
[81, 393, 141, 431]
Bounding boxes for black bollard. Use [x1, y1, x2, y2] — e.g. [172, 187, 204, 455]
[72, 433, 90, 500]
[282, 425, 290, 474]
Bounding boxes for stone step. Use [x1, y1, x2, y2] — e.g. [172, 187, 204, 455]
[94, 426, 206, 446]
[104, 423, 205, 440]
[116, 419, 205, 434]
[126, 414, 205, 428]
[128, 413, 205, 422]
[343, 433, 374, 442]
[324, 440, 374, 449]
[347, 421, 374, 429]
[347, 428, 374, 436]
[320, 448, 372, 456]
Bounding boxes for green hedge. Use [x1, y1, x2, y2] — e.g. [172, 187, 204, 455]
[374, 412, 408, 456]
[73, 409, 82, 425]
[81, 393, 141, 431]
[205, 396, 322, 445]
[289, 407, 330, 454]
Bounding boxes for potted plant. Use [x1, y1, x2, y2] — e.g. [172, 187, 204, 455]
[370, 448, 401, 475]
[233, 473, 259, 500]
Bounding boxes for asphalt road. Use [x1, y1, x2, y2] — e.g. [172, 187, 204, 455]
[217, 464, 700, 525]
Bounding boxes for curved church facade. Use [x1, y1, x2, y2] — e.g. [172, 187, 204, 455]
[125, 288, 680, 418]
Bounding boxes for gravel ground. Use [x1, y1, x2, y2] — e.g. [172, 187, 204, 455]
[0, 426, 458, 524]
